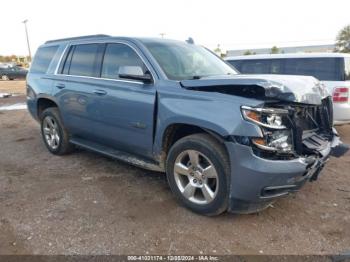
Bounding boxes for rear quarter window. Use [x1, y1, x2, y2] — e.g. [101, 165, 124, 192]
[30, 46, 59, 74]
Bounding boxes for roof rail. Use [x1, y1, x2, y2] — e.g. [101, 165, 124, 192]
[45, 34, 110, 44]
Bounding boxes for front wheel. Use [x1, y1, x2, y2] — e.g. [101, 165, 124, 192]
[166, 133, 230, 216]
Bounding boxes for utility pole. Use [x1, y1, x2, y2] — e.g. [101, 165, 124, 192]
[159, 33, 166, 38]
[22, 19, 32, 62]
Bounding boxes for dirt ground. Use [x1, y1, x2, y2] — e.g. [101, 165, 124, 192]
[0, 80, 26, 95]
[0, 81, 350, 255]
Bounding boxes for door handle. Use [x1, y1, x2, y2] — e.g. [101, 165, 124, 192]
[93, 89, 107, 96]
[56, 83, 65, 89]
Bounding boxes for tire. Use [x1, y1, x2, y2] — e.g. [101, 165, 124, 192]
[40, 107, 74, 155]
[166, 133, 230, 216]
[1, 75, 9, 81]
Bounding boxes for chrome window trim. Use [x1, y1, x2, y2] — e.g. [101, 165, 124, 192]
[54, 44, 69, 75]
[56, 73, 145, 85]
[53, 40, 156, 84]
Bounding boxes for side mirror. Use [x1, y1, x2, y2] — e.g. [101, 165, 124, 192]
[118, 66, 152, 83]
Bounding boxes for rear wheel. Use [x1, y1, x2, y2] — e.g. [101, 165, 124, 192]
[40, 107, 74, 155]
[166, 133, 230, 216]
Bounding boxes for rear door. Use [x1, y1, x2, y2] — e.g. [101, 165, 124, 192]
[53, 43, 104, 141]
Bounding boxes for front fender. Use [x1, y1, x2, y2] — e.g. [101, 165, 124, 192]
[153, 87, 263, 156]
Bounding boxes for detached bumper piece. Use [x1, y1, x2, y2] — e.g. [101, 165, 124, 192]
[261, 152, 326, 198]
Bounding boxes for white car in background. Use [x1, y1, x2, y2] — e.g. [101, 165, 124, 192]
[226, 53, 350, 125]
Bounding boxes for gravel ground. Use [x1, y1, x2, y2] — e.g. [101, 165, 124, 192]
[0, 81, 350, 255]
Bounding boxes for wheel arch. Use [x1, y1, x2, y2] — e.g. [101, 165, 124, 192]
[37, 97, 58, 119]
[156, 122, 229, 167]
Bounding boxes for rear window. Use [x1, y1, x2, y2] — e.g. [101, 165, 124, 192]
[345, 58, 350, 81]
[30, 46, 58, 74]
[229, 57, 343, 81]
[284, 58, 342, 81]
[66, 44, 100, 77]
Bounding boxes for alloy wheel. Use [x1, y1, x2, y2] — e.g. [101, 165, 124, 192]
[43, 116, 60, 150]
[173, 150, 219, 205]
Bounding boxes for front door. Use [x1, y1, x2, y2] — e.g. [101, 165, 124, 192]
[54, 42, 156, 158]
[87, 43, 156, 157]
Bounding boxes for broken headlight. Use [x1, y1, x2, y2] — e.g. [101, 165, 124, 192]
[241, 106, 288, 129]
[251, 130, 293, 153]
[241, 106, 293, 153]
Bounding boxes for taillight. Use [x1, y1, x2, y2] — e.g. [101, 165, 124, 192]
[333, 87, 349, 102]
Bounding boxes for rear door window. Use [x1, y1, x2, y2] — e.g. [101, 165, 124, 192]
[67, 44, 100, 77]
[284, 58, 342, 81]
[30, 45, 59, 74]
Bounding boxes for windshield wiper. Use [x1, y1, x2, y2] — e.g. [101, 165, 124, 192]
[189, 75, 204, 80]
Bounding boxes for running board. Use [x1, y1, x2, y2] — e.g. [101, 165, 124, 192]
[70, 137, 163, 172]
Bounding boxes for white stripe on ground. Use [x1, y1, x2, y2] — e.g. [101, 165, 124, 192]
[0, 103, 27, 111]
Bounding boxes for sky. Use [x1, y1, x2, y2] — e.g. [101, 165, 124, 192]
[1, 0, 349, 56]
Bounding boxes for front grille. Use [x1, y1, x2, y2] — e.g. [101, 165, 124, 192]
[289, 97, 333, 155]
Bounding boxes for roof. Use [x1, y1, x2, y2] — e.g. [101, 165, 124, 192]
[226, 52, 350, 60]
[44, 35, 187, 46]
[45, 34, 111, 44]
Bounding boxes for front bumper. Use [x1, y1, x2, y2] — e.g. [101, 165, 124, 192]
[224, 137, 337, 214]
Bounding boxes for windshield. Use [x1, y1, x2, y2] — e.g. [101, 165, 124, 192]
[143, 41, 237, 80]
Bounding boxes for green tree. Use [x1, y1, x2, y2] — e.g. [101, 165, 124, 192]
[270, 46, 280, 54]
[335, 25, 350, 53]
[243, 50, 256, 55]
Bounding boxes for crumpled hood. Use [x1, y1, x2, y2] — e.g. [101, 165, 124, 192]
[180, 74, 330, 105]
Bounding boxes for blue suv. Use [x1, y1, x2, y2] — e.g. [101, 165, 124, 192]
[27, 35, 342, 215]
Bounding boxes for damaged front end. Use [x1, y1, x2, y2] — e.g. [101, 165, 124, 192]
[239, 96, 341, 182]
[181, 75, 348, 204]
[181, 75, 349, 213]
